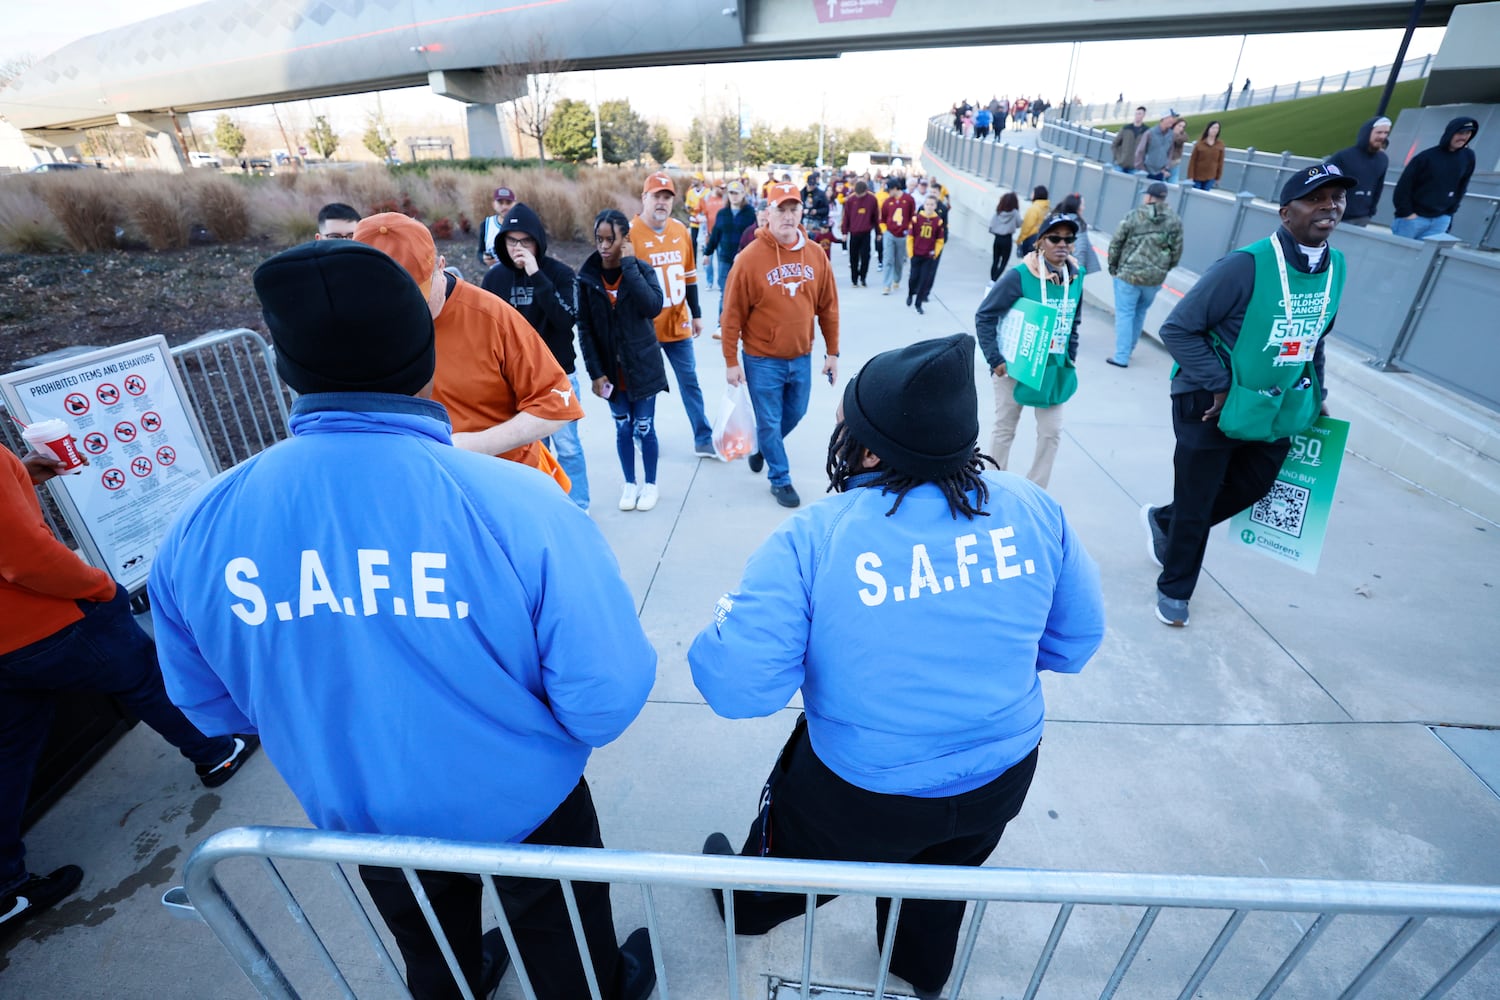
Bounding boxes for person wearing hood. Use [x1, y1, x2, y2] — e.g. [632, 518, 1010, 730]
[690, 334, 1105, 1000]
[481, 203, 590, 510]
[1143, 163, 1354, 628]
[974, 211, 1084, 489]
[720, 183, 840, 508]
[1328, 116, 1391, 226]
[1392, 116, 1479, 241]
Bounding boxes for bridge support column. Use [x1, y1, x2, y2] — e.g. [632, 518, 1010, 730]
[115, 113, 189, 173]
[465, 104, 512, 159]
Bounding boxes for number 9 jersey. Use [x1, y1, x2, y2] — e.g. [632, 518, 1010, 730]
[629, 216, 697, 343]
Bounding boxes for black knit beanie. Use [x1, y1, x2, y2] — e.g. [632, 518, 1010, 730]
[842, 333, 979, 479]
[253, 240, 436, 396]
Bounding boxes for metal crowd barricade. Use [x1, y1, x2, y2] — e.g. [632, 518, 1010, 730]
[178, 825, 1500, 1000]
[2, 328, 291, 548]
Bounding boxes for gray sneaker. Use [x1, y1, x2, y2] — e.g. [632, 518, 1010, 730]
[1155, 591, 1189, 627]
[1140, 504, 1166, 568]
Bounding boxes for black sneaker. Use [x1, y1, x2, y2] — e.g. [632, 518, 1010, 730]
[479, 927, 509, 998]
[702, 833, 733, 921]
[196, 735, 260, 788]
[1140, 504, 1167, 569]
[0, 865, 83, 945]
[906, 294, 914, 307]
[771, 484, 801, 508]
[747, 452, 764, 474]
[616, 927, 657, 1000]
[915, 303, 925, 315]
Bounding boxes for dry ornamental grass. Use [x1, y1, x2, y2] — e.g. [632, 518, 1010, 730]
[0, 163, 644, 372]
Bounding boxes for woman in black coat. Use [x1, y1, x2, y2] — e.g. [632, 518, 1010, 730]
[577, 209, 670, 512]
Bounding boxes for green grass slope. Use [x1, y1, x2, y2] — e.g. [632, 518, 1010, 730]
[1168, 79, 1425, 159]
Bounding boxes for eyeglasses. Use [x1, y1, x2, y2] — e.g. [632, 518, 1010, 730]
[1043, 234, 1077, 245]
[503, 236, 536, 248]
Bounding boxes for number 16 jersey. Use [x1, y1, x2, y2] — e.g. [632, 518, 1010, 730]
[629, 216, 697, 343]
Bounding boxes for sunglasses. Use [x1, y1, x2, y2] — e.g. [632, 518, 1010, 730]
[1043, 234, 1077, 245]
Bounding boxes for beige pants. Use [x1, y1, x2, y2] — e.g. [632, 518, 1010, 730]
[990, 372, 1065, 488]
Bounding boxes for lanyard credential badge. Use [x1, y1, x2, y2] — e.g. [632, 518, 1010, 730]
[1267, 237, 1333, 368]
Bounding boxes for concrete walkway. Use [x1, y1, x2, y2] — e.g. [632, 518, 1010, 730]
[4, 230, 1498, 998]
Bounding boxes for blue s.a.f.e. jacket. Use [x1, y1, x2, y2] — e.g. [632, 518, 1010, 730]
[149, 394, 656, 844]
[689, 471, 1104, 797]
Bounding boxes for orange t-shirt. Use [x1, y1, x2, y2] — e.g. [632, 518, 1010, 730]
[432, 280, 585, 470]
[629, 217, 697, 343]
[1, 448, 116, 655]
[702, 194, 726, 235]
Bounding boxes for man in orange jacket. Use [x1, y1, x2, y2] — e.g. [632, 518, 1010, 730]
[1, 447, 255, 944]
[720, 183, 840, 508]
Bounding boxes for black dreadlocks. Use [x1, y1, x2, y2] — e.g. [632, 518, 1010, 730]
[825, 421, 997, 520]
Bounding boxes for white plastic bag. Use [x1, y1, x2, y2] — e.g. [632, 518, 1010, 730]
[711, 383, 757, 462]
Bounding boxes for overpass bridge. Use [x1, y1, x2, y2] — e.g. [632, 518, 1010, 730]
[0, 0, 1487, 164]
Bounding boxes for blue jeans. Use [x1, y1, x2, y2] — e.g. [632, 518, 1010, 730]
[1192, 179, 1217, 192]
[658, 338, 713, 449]
[1112, 279, 1160, 364]
[544, 373, 589, 511]
[1, 585, 232, 888]
[607, 390, 658, 485]
[882, 231, 908, 290]
[742, 353, 812, 488]
[702, 254, 719, 289]
[1391, 215, 1452, 241]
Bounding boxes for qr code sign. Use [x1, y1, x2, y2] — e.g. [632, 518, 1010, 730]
[1250, 481, 1310, 538]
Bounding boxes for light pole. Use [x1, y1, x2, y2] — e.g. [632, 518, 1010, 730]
[1224, 35, 1247, 111]
[592, 71, 603, 169]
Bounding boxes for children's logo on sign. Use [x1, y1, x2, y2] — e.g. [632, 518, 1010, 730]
[83, 432, 109, 454]
[124, 374, 148, 396]
[114, 420, 137, 443]
[140, 411, 162, 433]
[101, 468, 126, 491]
[1231, 416, 1349, 574]
[96, 383, 120, 406]
[65, 393, 90, 416]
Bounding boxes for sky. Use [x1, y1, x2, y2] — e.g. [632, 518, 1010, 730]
[3, 1, 1446, 152]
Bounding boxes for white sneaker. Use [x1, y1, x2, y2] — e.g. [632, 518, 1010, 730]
[619, 483, 639, 511]
[635, 483, 659, 511]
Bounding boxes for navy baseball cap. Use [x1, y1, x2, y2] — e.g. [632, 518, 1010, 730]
[1280, 162, 1357, 206]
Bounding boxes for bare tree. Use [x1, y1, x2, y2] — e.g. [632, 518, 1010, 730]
[483, 36, 572, 162]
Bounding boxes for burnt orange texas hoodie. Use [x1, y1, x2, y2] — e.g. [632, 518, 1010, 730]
[721, 226, 840, 364]
[2, 448, 116, 655]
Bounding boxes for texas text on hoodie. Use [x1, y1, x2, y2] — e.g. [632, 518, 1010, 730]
[719, 226, 840, 363]
[479, 203, 580, 374]
[1393, 116, 1479, 220]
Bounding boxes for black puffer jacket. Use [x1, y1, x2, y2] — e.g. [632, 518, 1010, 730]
[479, 203, 579, 372]
[576, 253, 669, 398]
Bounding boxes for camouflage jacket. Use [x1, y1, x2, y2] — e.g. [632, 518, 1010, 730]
[1107, 202, 1184, 287]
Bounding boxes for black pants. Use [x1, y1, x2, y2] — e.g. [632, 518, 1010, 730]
[908, 255, 939, 307]
[360, 779, 623, 1000]
[848, 231, 872, 284]
[874, 229, 884, 265]
[1156, 390, 1291, 600]
[728, 726, 1039, 995]
[990, 234, 1013, 281]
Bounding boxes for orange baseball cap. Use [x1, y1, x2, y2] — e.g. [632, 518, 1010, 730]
[767, 183, 801, 207]
[643, 172, 676, 196]
[353, 213, 437, 298]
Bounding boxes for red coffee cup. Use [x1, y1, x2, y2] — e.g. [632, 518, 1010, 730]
[22, 418, 86, 473]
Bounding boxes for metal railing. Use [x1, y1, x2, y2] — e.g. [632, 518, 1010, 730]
[176, 825, 1500, 1000]
[2, 327, 292, 550]
[1052, 54, 1436, 126]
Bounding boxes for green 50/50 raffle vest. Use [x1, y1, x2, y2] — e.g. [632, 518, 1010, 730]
[1012, 262, 1082, 408]
[1213, 237, 1345, 442]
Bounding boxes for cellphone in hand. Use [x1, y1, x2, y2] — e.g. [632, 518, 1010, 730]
[601, 380, 614, 398]
[826, 370, 835, 385]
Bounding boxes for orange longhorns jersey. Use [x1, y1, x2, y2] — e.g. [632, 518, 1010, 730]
[629, 216, 697, 343]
